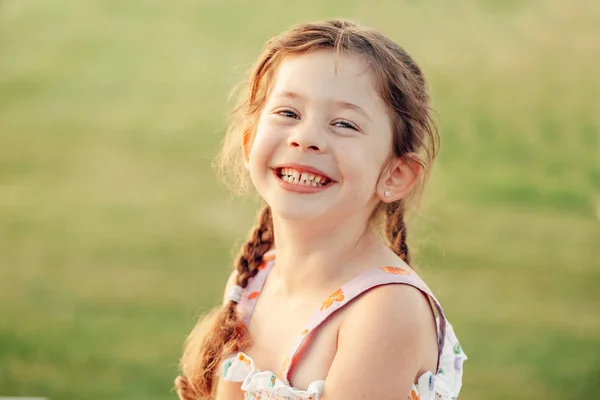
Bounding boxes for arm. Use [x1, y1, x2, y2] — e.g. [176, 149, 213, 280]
[176, 270, 246, 400]
[215, 380, 245, 400]
[320, 285, 439, 400]
[215, 270, 246, 400]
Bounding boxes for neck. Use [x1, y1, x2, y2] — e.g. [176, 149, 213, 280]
[271, 212, 385, 295]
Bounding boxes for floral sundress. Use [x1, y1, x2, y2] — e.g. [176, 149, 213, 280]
[221, 251, 467, 399]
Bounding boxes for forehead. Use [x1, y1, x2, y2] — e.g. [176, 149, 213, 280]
[270, 50, 385, 110]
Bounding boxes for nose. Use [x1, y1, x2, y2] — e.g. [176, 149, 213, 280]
[287, 122, 325, 152]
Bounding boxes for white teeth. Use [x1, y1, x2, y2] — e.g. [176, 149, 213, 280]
[279, 167, 329, 187]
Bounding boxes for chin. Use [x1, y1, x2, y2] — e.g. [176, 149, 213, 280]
[269, 200, 330, 223]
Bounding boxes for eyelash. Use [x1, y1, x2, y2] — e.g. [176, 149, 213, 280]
[275, 109, 359, 131]
[333, 119, 359, 130]
[277, 109, 300, 120]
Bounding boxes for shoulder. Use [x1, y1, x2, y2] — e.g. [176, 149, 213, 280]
[342, 283, 437, 350]
[323, 283, 438, 398]
[221, 249, 275, 305]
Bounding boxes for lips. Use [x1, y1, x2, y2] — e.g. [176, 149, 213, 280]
[272, 163, 334, 191]
[278, 168, 330, 187]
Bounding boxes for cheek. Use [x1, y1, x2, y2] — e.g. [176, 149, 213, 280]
[338, 143, 389, 200]
[248, 119, 280, 168]
[340, 143, 382, 180]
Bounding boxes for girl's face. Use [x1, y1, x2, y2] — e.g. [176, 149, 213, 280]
[248, 50, 394, 224]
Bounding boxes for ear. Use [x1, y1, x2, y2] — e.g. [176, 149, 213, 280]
[376, 153, 423, 203]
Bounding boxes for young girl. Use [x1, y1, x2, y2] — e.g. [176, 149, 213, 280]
[175, 20, 466, 400]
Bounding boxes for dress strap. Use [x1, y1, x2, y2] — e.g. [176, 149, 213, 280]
[280, 265, 447, 385]
[236, 250, 276, 327]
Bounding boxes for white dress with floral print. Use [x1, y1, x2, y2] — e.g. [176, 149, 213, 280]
[220, 252, 467, 400]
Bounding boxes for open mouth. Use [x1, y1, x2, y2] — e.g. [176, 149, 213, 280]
[275, 167, 332, 187]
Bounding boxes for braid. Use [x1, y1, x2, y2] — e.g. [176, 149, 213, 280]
[385, 201, 410, 264]
[175, 205, 274, 399]
[236, 205, 273, 287]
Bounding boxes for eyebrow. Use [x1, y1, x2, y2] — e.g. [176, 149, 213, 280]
[274, 91, 372, 122]
[335, 100, 372, 122]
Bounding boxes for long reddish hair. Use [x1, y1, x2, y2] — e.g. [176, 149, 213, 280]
[175, 19, 439, 399]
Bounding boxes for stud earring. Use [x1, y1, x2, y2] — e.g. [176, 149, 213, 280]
[384, 190, 391, 197]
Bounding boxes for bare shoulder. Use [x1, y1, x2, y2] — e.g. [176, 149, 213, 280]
[341, 284, 438, 361]
[323, 284, 438, 399]
[345, 283, 436, 331]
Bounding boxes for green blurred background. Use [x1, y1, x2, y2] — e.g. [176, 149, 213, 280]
[1, 0, 598, 399]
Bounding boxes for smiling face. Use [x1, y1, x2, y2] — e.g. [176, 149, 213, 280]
[247, 50, 394, 224]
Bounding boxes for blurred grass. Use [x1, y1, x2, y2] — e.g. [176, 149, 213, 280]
[0, 0, 599, 399]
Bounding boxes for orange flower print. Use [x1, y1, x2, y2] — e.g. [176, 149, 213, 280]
[408, 389, 420, 400]
[248, 291, 260, 300]
[301, 329, 309, 335]
[320, 288, 345, 311]
[381, 266, 410, 275]
[238, 353, 251, 367]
